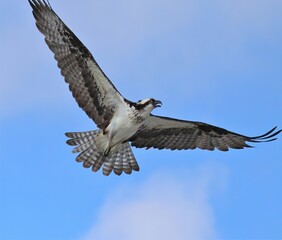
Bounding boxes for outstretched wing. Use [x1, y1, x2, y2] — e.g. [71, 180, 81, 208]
[29, 0, 124, 129]
[130, 115, 281, 151]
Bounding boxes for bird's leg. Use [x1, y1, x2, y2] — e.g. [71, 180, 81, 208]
[103, 148, 111, 156]
[100, 128, 114, 156]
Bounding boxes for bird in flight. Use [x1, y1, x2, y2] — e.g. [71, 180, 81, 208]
[29, 0, 281, 176]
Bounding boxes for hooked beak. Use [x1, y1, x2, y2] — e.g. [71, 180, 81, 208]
[154, 100, 162, 108]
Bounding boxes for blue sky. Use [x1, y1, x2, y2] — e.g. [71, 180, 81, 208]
[1, 0, 282, 239]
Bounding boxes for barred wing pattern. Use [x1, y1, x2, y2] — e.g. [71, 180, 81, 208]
[29, 0, 124, 129]
[130, 115, 281, 151]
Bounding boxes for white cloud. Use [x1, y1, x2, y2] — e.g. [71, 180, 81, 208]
[83, 164, 228, 240]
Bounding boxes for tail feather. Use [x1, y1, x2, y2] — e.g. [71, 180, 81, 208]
[92, 155, 104, 172]
[121, 146, 132, 174]
[65, 131, 97, 139]
[103, 142, 139, 176]
[113, 152, 123, 176]
[102, 158, 115, 176]
[72, 139, 95, 153]
[83, 150, 102, 168]
[126, 145, 140, 171]
[66, 131, 99, 146]
[76, 145, 95, 163]
[66, 138, 82, 146]
[66, 130, 140, 176]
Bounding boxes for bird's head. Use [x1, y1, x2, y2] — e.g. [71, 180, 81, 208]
[135, 98, 162, 113]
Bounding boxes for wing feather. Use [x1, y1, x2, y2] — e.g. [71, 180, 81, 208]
[29, 0, 124, 129]
[130, 115, 281, 151]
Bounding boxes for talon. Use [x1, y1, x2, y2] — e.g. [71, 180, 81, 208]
[103, 148, 111, 156]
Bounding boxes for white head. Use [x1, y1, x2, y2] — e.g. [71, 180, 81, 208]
[135, 98, 162, 114]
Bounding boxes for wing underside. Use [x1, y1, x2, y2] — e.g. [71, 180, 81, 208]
[29, 0, 124, 129]
[130, 115, 281, 151]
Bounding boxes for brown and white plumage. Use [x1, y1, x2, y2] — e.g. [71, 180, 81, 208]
[29, 0, 281, 176]
[29, 0, 123, 130]
[130, 115, 281, 151]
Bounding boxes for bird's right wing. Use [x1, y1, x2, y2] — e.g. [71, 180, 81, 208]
[130, 115, 281, 151]
[29, 0, 124, 129]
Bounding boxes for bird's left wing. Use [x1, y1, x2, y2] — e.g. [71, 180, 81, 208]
[29, 0, 124, 129]
[130, 115, 281, 151]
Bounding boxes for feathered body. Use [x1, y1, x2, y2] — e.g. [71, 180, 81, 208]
[93, 99, 153, 155]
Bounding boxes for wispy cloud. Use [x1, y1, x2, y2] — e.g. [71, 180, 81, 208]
[83, 164, 228, 240]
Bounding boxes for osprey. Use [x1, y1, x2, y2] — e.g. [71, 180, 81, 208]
[29, 0, 281, 176]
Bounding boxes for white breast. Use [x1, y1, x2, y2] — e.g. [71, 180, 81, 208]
[105, 103, 142, 148]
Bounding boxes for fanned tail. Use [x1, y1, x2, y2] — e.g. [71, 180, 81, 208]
[65, 130, 140, 176]
[65, 130, 102, 168]
[103, 142, 140, 176]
